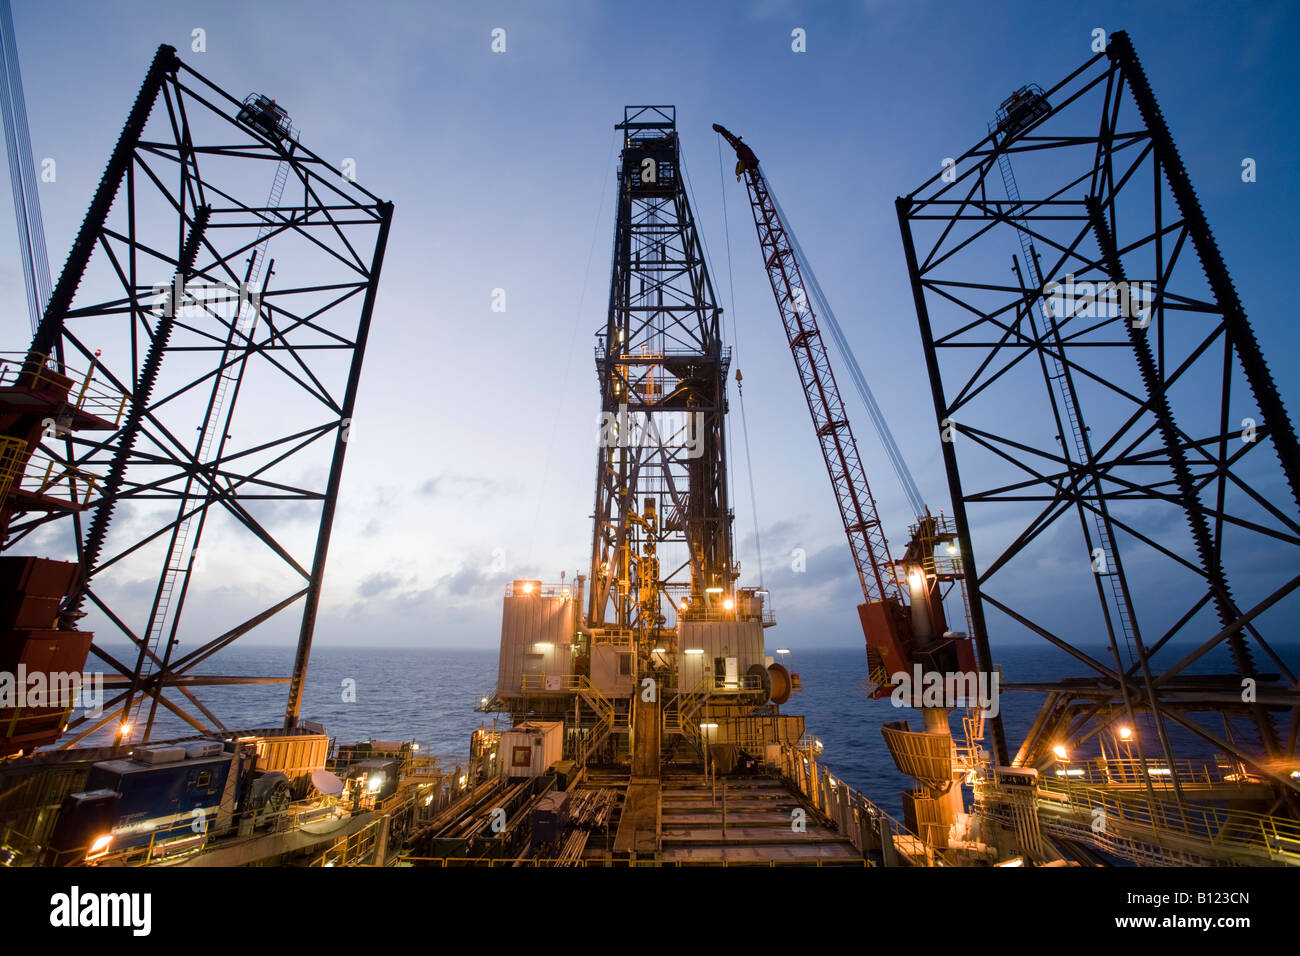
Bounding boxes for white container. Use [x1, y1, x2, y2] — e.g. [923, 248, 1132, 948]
[499, 720, 563, 779]
[132, 745, 186, 765]
[184, 740, 224, 759]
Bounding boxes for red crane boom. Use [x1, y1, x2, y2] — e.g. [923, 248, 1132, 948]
[715, 124, 969, 694]
[713, 124, 901, 602]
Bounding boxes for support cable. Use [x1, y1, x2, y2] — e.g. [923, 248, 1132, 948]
[717, 135, 764, 587]
[0, 0, 51, 335]
[766, 180, 926, 519]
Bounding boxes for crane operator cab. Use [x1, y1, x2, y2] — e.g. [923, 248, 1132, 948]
[994, 84, 1050, 140]
[237, 93, 293, 143]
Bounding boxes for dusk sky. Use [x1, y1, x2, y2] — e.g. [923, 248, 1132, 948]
[1, 0, 1296, 655]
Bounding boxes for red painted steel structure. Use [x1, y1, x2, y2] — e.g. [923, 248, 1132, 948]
[714, 124, 918, 692]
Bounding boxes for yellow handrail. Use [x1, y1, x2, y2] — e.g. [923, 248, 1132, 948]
[0, 435, 27, 502]
[1037, 773, 1300, 864]
[16, 451, 101, 507]
[0, 352, 128, 427]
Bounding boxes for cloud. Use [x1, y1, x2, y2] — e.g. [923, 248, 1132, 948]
[416, 472, 515, 502]
[357, 571, 403, 598]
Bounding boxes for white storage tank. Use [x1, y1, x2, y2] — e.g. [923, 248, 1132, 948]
[677, 620, 765, 692]
[500, 720, 563, 779]
[496, 581, 577, 697]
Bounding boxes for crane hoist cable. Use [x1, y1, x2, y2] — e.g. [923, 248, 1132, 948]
[717, 135, 764, 589]
[712, 123, 900, 606]
[0, 0, 52, 336]
[767, 184, 927, 519]
[682, 141, 765, 588]
[712, 127, 928, 520]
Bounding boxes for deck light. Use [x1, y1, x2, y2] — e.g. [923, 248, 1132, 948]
[87, 834, 112, 860]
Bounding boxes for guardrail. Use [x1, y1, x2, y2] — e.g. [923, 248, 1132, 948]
[702, 674, 764, 692]
[503, 581, 576, 599]
[1045, 755, 1260, 789]
[311, 816, 383, 867]
[90, 790, 336, 867]
[0, 436, 25, 501]
[1037, 772, 1300, 865]
[401, 856, 870, 867]
[0, 352, 128, 426]
[776, 740, 952, 866]
[679, 607, 775, 626]
[16, 451, 100, 507]
[591, 629, 634, 645]
[520, 673, 584, 692]
[310, 790, 423, 867]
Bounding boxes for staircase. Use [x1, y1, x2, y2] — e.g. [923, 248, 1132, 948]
[574, 677, 622, 767]
[661, 676, 712, 762]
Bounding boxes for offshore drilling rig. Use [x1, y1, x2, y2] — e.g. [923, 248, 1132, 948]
[474, 106, 840, 863]
[0, 25, 1295, 869]
[463, 34, 1300, 867]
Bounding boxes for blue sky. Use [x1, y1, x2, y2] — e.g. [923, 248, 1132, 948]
[1, 0, 1296, 654]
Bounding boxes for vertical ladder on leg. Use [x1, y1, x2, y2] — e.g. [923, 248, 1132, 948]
[130, 149, 295, 737]
[992, 127, 1140, 668]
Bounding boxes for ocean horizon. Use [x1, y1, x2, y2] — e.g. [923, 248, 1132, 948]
[68, 640, 1294, 812]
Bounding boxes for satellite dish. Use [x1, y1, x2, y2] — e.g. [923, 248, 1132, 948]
[311, 768, 344, 796]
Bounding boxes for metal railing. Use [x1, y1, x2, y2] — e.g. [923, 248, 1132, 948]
[689, 714, 803, 751]
[1045, 755, 1260, 789]
[90, 817, 216, 867]
[503, 581, 577, 599]
[679, 608, 777, 627]
[691, 673, 764, 693]
[0, 351, 128, 426]
[15, 450, 100, 507]
[311, 816, 383, 867]
[663, 675, 712, 733]
[1036, 773, 1300, 865]
[520, 673, 584, 693]
[0, 700, 77, 739]
[401, 855, 870, 867]
[776, 740, 953, 866]
[591, 629, 634, 645]
[0, 435, 25, 501]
